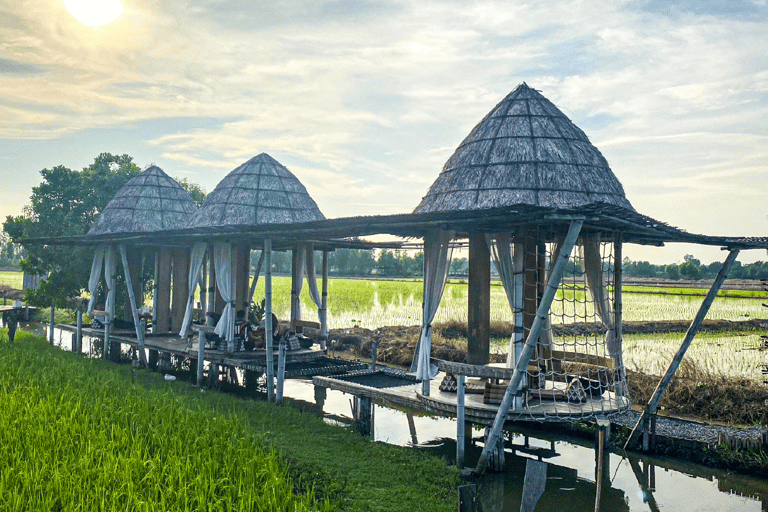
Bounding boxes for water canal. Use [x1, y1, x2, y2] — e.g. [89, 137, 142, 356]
[46, 326, 768, 511]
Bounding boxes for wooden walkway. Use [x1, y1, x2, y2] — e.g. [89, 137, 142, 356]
[313, 370, 630, 427]
[57, 324, 368, 378]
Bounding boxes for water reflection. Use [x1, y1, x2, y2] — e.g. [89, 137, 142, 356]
[282, 379, 768, 512]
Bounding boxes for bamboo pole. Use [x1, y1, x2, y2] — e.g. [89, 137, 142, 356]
[264, 238, 275, 402]
[624, 249, 739, 450]
[119, 245, 148, 367]
[152, 250, 159, 334]
[595, 425, 606, 512]
[474, 219, 583, 475]
[457, 374, 466, 468]
[613, 233, 624, 379]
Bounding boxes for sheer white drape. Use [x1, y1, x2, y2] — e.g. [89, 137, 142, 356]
[179, 242, 207, 337]
[291, 246, 306, 324]
[415, 229, 455, 380]
[247, 250, 265, 308]
[87, 246, 107, 316]
[104, 246, 116, 320]
[303, 243, 325, 335]
[486, 234, 520, 367]
[213, 243, 234, 345]
[582, 236, 621, 366]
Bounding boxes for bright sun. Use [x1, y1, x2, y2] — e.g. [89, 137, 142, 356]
[63, 0, 124, 27]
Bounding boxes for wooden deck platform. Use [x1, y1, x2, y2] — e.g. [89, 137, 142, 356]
[57, 324, 367, 378]
[313, 370, 630, 427]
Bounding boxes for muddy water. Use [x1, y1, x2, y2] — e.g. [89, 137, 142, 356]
[282, 379, 768, 512]
[46, 328, 768, 511]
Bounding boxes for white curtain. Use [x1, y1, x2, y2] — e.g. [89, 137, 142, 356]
[486, 234, 519, 366]
[247, 250, 265, 308]
[179, 242, 207, 337]
[87, 246, 107, 316]
[213, 242, 235, 345]
[582, 235, 621, 366]
[303, 243, 325, 334]
[415, 229, 455, 380]
[291, 246, 306, 324]
[104, 246, 116, 320]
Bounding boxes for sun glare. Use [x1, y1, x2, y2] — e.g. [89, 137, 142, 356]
[63, 0, 124, 27]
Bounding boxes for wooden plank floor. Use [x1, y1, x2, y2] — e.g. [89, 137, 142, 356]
[314, 371, 630, 427]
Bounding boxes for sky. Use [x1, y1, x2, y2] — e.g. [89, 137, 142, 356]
[1, 0, 767, 265]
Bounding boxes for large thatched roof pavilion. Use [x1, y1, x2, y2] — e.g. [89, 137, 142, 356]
[414, 83, 633, 212]
[82, 164, 200, 365]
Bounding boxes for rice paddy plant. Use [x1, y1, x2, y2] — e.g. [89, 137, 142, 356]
[0, 331, 333, 511]
[623, 331, 767, 382]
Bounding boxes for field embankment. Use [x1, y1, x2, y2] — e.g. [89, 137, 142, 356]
[0, 331, 459, 511]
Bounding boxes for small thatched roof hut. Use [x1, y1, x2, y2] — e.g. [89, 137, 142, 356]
[87, 165, 199, 237]
[190, 153, 324, 229]
[414, 82, 633, 213]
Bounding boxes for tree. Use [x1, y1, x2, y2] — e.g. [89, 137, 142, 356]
[175, 177, 207, 205]
[665, 264, 680, 280]
[4, 154, 142, 307]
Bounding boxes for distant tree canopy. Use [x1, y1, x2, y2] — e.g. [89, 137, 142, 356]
[251, 248, 426, 278]
[175, 177, 207, 205]
[623, 255, 768, 281]
[3, 154, 207, 308]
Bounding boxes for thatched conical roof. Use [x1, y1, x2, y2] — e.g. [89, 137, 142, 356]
[414, 83, 633, 213]
[190, 153, 324, 228]
[88, 165, 198, 236]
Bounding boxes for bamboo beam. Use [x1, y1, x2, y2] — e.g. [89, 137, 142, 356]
[320, 250, 329, 349]
[624, 249, 739, 450]
[119, 245, 148, 367]
[474, 219, 583, 475]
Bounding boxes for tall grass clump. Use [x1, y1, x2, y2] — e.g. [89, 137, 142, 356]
[0, 330, 460, 511]
[0, 331, 332, 511]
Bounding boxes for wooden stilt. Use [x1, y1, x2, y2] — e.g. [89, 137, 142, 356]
[407, 414, 418, 445]
[474, 220, 583, 475]
[276, 340, 287, 403]
[457, 374, 466, 468]
[156, 248, 172, 333]
[152, 250, 159, 333]
[520, 459, 547, 512]
[197, 330, 205, 385]
[595, 420, 608, 512]
[76, 309, 82, 353]
[264, 238, 275, 402]
[624, 250, 739, 450]
[49, 305, 55, 344]
[171, 247, 190, 333]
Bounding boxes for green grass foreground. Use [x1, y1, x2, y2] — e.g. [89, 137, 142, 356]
[0, 331, 459, 511]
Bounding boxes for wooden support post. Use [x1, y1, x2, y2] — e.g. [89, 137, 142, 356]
[467, 234, 490, 365]
[511, 239, 525, 409]
[475, 220, 583, 475]
[314, 385, 327, 411]
[290, 247, 300, 332]
[624, 250, 739, 450]
[613, 234, 624, 379]
[76, 309, 82, 353]
[354, 396, 373, 437]
[457, 374, 466, 468]
[264, 238, 275, 402]
[233, 243, 250, 312]
[320, 249, 329, 349]
[595, 420, 608, 512]
[484, 426, 505, 472]
[171, 247, 190, 333]
[276, 340, 287, 403]
[199, 253, 207, 322]
[522, 228, 538, 345]
[103, 320, 110, 360]
[148, 348, 158, 370]
[197, 330, 205, 386]
[49, 305, 55, 344]
[407, 413, 418, 446]
[156, 248, 172, 333]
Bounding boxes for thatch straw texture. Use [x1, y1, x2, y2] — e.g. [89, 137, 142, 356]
[191, 153, 324, 228]
[414, 83, 633, 213]
[87, 166, 198, 236]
